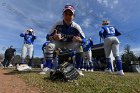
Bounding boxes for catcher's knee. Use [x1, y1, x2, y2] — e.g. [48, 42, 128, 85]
[44, 43, 56, 60]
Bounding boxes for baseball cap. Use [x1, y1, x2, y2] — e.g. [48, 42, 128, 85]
[63, 5, 75, 14]
[10, 45, 13, 48]
[102, 20, 109, 25]
[27, 28, 33, 32]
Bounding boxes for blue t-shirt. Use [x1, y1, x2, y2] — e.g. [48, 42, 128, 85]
[99, 25, 121, 39]
[20, 33, 36, 44]
[47, 20, 86, 43]
[83, 39, 93, 52]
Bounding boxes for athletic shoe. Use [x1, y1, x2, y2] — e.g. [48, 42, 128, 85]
[81, 68, 85, 71]
[78, 70, 84, 76]
[39, 71, 47, 75]
[40, 64, 44, 70]
[90, 69, 94, 72]
[27, 66, 32, 71]
[87, 69, 90, 72]
[117, 70, 124, 76]
[8, 64, 13, 67]
[104, 68, 112, 74]
[39, 67, 50, 74]
[17, 64, 30, 71]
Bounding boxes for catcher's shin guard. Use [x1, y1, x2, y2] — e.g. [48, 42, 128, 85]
[44, 43, 55, 60]
[44, 43, 55, 69]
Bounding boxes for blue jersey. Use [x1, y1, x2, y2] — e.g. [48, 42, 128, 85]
[47, 20, 86, 43]
[99, 26, 121, 39]
[20, 33, 36, 44]
[83, 39, 93, 52]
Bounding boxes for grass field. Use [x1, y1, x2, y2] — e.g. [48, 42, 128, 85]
[6, 69, 140, 93]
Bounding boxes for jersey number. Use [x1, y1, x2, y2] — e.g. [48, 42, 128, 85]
[106, 27, 115, 34]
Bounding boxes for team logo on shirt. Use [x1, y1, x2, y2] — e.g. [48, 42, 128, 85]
[60, 33, 73, 41]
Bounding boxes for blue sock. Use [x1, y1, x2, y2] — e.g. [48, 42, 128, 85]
[89, 62, 93, 70]
[87, 63, 90, 70]
[106, 58, 113, 71]
[28, 59, 32, 67]
[20, 59, 25, 64]
[53, 57, 58, 70]
[80, 59, 84, 69]
[75, 53, 82, 69]
[115, 56, 123, 71]
[43, 61, 46, 68]
[116, 60, 122, 71]
[45, 60, 52, 69]
[84, 63, 87, 70]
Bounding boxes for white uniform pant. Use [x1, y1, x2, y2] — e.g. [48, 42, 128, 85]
[104, 36, 120, 58]
[83, 50, 92, 63]
[21, 44, 33, 59]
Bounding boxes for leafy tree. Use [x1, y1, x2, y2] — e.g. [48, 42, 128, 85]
[121, 44, 138, 64]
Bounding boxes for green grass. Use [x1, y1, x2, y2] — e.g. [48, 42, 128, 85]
[7, 69, 140, 93]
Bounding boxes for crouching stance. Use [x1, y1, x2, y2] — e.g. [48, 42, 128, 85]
[40, 5, 86, 76]
[39, 41, 55, 74]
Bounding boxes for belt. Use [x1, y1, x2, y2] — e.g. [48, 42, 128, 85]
[24, 42, 33, 45]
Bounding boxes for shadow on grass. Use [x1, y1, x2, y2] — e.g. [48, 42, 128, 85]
[43, 76, 79, 84]
[3, 69, 42, 75]
[43, 76, 68, 83]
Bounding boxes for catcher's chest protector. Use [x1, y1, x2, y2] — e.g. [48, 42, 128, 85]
[50, 62, 79, 82]
[44, 43, 55, 60]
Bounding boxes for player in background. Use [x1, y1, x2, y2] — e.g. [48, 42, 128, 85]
[3, 46, 16, 68]
[39, 40, 56, 74]
[82, 38, 94, 72]
[17, 28, 36, 71]
[99, 20, 124, 75]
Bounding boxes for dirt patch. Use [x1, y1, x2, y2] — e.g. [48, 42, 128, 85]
[0, 68, 40, 93]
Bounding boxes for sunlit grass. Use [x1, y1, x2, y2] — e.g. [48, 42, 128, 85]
[7, 69, 140, 93]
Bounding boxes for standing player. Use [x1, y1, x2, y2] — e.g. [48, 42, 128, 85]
[41, 5, 86, 76]
[41, 41, 50, 70]
[3, 46, 16, 68]
[17, 28, 37, 71]
[39, 40, 55, 74]
[99, 20, 124, 75]
[82, 38, 94, 72]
